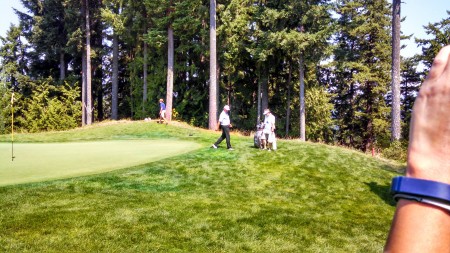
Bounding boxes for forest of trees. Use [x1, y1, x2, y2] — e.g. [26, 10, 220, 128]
[0, 0, 449, 153]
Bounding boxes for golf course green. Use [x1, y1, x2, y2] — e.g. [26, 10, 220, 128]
[0, 140, 201, 186]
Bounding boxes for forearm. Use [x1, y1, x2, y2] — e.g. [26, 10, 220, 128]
[385, 199, 450, 252]
[385, 45, 450, 253]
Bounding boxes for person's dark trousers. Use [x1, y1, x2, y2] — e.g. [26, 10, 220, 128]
[214, 125, 231, 149]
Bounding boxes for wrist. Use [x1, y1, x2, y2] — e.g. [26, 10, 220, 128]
[407, 146, 450, 184]
[385, 199, 450, 252]
[391, 176, 450, 212]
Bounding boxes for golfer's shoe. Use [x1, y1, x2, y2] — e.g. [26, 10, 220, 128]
[211, 144, 218, 149]
[228, 148, 234, 150]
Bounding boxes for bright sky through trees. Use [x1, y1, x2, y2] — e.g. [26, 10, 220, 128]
[1, 1, 449, 57]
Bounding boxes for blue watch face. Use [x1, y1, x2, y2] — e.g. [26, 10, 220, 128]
[391, 176, 450, 203]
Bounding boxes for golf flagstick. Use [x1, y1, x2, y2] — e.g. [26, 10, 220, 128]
[11, 92, 15, 161]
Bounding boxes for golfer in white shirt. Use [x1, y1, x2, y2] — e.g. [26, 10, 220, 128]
[211, 105, 233, 150]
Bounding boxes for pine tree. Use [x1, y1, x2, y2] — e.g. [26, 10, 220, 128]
[399, 57, 422, 139]
[209, 0, 217, 129]
[102, 0, 125, 120]
[391, 0, 401, 141]
[333, 0, 392, 151]
[0, 25, 27, 89]
[415, 11, 450, 71]
[84, 0, 93, 125]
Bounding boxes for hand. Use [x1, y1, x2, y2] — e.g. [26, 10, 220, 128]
[406, 45, 450, 184]
[384, 45, 450, 253]
[229, 124, 232, 128]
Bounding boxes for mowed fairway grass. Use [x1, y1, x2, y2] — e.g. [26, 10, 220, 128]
[0, 120, 404, 252]
[0, 140, 201, 186]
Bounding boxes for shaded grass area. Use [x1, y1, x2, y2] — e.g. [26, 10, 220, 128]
[0, 120, 404, 252]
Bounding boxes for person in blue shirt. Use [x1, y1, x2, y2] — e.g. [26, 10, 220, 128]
[211, 105, 233, 150]
[159, 98, 167, 124]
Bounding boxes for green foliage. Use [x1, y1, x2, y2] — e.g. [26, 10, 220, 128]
[305, 86, 334, 142]
[398, 57, 422, 140]
[5, 78, 82, 133]
[382, 140, 407, 163]
[2, 0, 449, 156]
[171, 108, 179, 120]
[331, 0, 392, 151]
[0, 83, 8, 134]
[0, 24, 27, 89]
[415, 11, 450, 71]
[101, 1, 125, 33]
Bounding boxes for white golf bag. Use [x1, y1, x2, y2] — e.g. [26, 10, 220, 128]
[254, 123, 265, 148]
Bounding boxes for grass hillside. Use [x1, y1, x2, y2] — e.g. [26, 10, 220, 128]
[0, 120, 403, 252]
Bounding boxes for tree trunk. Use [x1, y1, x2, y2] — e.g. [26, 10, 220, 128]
[59, 49, 65, 81]
[391, 0, 401, 141]
[364, 83, 374, 152]
[85, 0, 92, 125]
[261, 63, 268, 112]
[97, 83, 103, 121]
[285, 60, 292, 137]
[227, 78, 231, 106]
[208, 0, 217, 129]
[93, 5, 103, 122]
[82, 49, 87, 126]
[299, 55, 305, 141]
[111, 31, 119, 120]
[81, 0, 86, 126]
[257, 76, 261, 124]
[142, 10, 148, 117]
[143, 41, 148, 116]
[166, 25, 174, 121]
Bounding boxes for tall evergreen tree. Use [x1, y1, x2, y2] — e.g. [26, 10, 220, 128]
[163, 1, 175, 122]
[84, 0, 93, 125]
[415, 11, 450, 70]
[251, 0, 334, 140]
[333, 0, 392, 151]
[399, 57, 422, 139]
[208, 0, 217, 129]
[0, 25, 27, 134]
[102, 0, 125, 120]
[0, 25, 28, 89]
[16, 0, 68, 80]
[391, 0, 401, 141]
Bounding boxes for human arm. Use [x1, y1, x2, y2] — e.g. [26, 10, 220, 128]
[271, 116, 275, 132]
[384, 45, 450, 252]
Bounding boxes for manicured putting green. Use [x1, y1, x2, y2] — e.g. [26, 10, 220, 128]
[0, 140, 200, 186]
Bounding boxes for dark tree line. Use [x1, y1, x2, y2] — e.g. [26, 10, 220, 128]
[1, 1, 449, 152]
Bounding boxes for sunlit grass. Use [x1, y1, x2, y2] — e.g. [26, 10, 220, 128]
[0, 120, 403, 252]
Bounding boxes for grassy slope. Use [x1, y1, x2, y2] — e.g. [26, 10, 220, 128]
[0, 121, 403, 253]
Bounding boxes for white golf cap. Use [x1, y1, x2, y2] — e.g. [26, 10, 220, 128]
[264, 109, 270, 115]
[224, 105, 230, 111]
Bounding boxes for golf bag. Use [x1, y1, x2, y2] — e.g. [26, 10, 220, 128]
[268, 132, 277, 150]
[254, 122, 265, 148]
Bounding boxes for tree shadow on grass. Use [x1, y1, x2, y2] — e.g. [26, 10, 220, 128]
[379, 163, 406, 174]
[366, 181, 396, 206]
